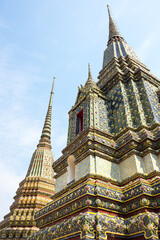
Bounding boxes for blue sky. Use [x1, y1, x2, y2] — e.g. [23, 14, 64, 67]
[0, 0, 160, 220]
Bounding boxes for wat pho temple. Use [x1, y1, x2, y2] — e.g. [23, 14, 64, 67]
[0, 5, 160, 240]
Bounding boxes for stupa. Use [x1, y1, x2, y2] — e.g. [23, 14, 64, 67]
[2, 4, 160, 240]
[0, 79, 55, 239]
[29, 6, 160, 240]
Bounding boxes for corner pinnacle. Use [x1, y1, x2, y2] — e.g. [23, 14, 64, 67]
[85, 64, 98, 90]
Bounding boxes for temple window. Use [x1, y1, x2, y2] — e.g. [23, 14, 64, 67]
[75, 109, 83, 136]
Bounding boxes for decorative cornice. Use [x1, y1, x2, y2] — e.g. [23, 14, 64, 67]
[53, 124, 160, 176]
[31, 175, 160, 240]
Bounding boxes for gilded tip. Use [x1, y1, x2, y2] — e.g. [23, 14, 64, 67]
[51, 77, 55, 94]
[107, 5, 111, 17]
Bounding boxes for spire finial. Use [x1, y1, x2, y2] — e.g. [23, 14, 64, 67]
[107, 5, 123, 44]
[107, 5, 111, 18]
[51, 77, 55, 93]
[88, 63, 92, 79]
[49, 77, 55, 107]
[38, 77, 55, 149]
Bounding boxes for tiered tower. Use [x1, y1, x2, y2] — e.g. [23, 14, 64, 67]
[30, 6, 160, 240]
[0, 79, 55, 239]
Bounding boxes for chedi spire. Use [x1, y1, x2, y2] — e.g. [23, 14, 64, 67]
[107, 5, 123, 44]
[0, 78, 55, 239]
[102, 5, 140, 69]
[38, 77, 55, 149]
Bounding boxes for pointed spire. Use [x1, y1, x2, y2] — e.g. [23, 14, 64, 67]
[85, 64, 98, 90]
[102, 6, 139, 68]
[38, 77, 55, 149]
[88, 63, 92, 79]
[107, 5, 123, 44]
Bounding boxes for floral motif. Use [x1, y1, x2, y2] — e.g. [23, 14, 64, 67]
[84, 185, 90, 191]
[152, 202, 157, 208]
[106, 189, 110, 195]
[141, 198, 149, 206]
[85, 199, 92, 206]
[122, 207, 127, 213]
[96, 224, 102, 232]
[109, 203, 115, 209]
[140, 185, 146, 191]
[126, 212, 159, 239]
[121, 194, 125, 200]
[95, 199, 101, 206]
[131, 203, 136, 209]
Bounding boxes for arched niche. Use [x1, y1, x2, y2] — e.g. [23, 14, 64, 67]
[67, 155, 75, 184]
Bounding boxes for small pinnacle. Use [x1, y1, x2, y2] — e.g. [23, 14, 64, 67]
[88, 63, 92, 79]
[85, 64, 98, 90]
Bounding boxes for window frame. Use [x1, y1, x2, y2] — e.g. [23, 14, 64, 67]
[75, 108, 84, 136]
